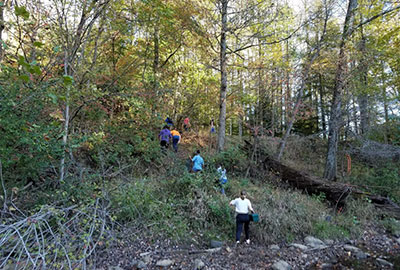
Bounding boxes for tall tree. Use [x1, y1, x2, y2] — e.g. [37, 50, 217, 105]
[324, 0, 358, 181]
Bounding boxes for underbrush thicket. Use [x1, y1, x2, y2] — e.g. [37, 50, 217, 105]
[1, 132, 399, 269]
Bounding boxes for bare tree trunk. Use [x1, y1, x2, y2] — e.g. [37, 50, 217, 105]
[276, 4, 329, 160]
[152, 24, 159, 114]
[382, 62, 389, 143]
[324, 0, 358, 181]
[0, 0, 5, 62]
[358, 28, 369, 136]
[217, 0, 228, 152]
[318, 73, 327, 139]
[352, 97, 358, 134]
[59, 52, 70, 183]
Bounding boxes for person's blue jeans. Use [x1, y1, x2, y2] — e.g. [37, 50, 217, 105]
[172, 136, 180, 152]
[236, 214, 250, 241]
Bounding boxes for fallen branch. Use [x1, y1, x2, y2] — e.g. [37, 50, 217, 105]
[244, 140, 400, 219]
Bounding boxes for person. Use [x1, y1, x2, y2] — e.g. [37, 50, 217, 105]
[210, 118, 216, 133]
[229, 191, 255, 245]
[190, 150, 204, 172]
[170, 128, 181, 153]
[158, 125, 172, 149]
[165, 117, 174, 127]
[183, 117, 190, 131]
[217, 165, 228, 194]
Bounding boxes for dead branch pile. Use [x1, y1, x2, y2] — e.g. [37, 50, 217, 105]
[348, 135, 400, 165]
[0, 199, 113, 270]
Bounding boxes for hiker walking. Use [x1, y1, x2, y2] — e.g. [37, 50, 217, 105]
[190, 150, 204, 172]
[159, 125, 172, 150]
[183, 117, 190, 131]
[229, 191, 254, 245]
[217, 165, 228, 194]
[165, 116, 174, 127]
[210, 118, 216, 134]
[170, 128, 181, 153]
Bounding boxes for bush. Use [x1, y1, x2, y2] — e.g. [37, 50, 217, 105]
[348, 165, 400, 203]
[251, 187, 324, 243]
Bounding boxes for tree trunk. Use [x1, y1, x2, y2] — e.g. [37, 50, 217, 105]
[324, 0, 358, 181]
[0, 1, 5, 62]
[59, 52, 70, 183]
[358, 29, 369, 136]
[318, 73, 327, 139]
[152, 24, 159, 114]
[217, 0, 228, 152]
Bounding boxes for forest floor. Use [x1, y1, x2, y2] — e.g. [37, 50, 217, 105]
[94, 133, 400, 270]
[95, 223, 400, 270]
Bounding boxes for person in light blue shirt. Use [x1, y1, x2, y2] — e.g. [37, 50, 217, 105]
[217, 165, 228, 194]
[191, 150, 204, 172]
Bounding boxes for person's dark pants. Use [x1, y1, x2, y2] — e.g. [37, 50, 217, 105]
[236, 214, 250, 241]
[160, 140, 169, 149]
[172, 136, 180, 152]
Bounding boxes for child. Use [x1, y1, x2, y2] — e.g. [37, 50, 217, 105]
[170, 128, 181, 153]
[190, 150, 204, 172]
[217, 165, 228, 194]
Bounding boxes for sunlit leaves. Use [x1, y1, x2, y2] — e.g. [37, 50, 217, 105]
[14, 6, 30, 20]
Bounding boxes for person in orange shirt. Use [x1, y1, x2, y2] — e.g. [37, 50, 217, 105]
[170, 128, 181, 153]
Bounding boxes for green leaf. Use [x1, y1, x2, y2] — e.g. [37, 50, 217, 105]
[63, 75, 74, 86]
[18, 55, 29, 68]
[19, 74, 30, 82]
[29, 65, 42, 75]
[0, 40, 7, 49]
[15, 6, 30, 20]
[53, 46, 61, 53]
[33, 41, 44, 48]
[48, 93, 58, 104]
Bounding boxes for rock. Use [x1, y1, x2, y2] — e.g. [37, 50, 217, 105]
[210, 240, 223, 248]
[130, 260, 138, 267]
[343, 245, 361, 253]
[396, 238, 400, 245]
[393, 231, 400, 238]
[320, 263, 333, 270]
[137, 261, 147, 269]
[143, 256, 152, 264]
[269, 244, 280, 251]
[226, 246, 232, 253]
[271, 260, 291, 270]
[290, 243, 308, 251]
[108, 267, 123, 270]
[301, 254, 308, 259]
[155, 259, 174, 267]
[194, 259, 205, 269]
[140, 251, 151, 257]
[304, 236, 326, 248]
[2, 265, 18, 270]
[355, 251, 368, 260]
[324, 239, 334, 245]
[376, 258, 393, 267]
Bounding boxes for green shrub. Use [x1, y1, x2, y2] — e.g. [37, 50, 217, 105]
[348, 165, 400, 203]
[312, 220, 350, 240]
[380, 218, 400, 235]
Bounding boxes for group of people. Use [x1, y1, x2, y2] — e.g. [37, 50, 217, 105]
[158, 125, 181, 152]
[159, 116, 255, 245]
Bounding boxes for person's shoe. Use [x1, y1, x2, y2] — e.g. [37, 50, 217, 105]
[236, 241, 240, 245]
[245, 239, 250, 245]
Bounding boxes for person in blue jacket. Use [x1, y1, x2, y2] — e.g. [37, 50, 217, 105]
[190, 150, 204, 172]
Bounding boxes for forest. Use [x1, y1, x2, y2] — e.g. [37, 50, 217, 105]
[0, 0, 400, 269]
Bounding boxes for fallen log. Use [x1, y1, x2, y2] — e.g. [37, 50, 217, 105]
[243, 140, 400, 219]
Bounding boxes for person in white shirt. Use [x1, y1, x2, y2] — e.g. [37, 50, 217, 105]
[229, 191, 254, 244]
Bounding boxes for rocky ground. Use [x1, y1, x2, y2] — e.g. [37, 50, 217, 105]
[95, 225, 400, 270]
